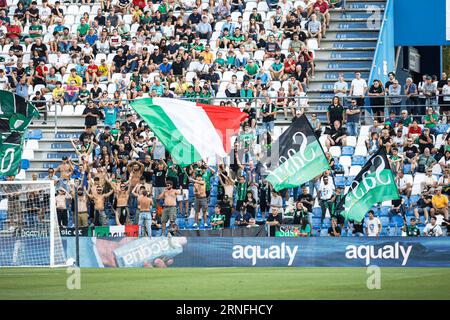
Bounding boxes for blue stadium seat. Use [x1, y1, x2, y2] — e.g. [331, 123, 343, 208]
[391, 215, 405, 227]
[334, 176, 346, 188]
[27, 129, 42, 140]
[320, 229, 329, 237]
[379, 206, 390, 217]
[352, 156, 366, 166]
[341, 146, 355, 156]
[380, 217, 390, 227]
[403, 164, 412, 174]
[21, 159, 30, 170]
[312, 207, 322, 217]
[175, 218, 186, 229]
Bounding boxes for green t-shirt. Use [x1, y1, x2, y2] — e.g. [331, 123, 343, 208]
[232, 34, 244, 44]
[239, 132, 255, 149]
[401, 116, 413, 127]
[245, 63, 259, 76]
[77, 23, 90, 36]
[193, 43, 205, 52]
[300, 224, 311, 236]
[110, 128, 120, 141]
[406, 225, 420, 237]
[236, 182, 247, 201]
[167, 161, 179, 178]
[78, 89, 90, 100]
[271, 62, 283, 72]
[184, 91, 197, 101]
[424, 114, 438, 129]
[215, 58, 225, 66]
[199, 91, 212, 104]
[29, 25, 43, 38]
[211, 213, 225, 230]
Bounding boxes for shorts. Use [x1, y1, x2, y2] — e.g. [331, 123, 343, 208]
[435, 208, 447, 215]
[177, 189, 189, 202]
[162, 206, 177, 223]
[78, 212, 89, 227]
[194, 197, 208, 212]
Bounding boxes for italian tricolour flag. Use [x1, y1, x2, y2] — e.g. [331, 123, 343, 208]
[131, 98, 248, 167]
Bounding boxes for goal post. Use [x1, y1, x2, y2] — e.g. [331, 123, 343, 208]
[0, 180, 67, 267]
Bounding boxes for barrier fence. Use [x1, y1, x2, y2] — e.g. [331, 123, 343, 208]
[30, 94, 450, 133]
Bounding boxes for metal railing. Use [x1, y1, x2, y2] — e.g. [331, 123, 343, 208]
[29, 93, 450, 132]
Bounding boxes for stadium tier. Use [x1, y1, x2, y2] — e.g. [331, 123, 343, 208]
[0, 0, 449, 244]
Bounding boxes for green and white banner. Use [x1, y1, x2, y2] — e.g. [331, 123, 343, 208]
[265, 114, 330, 191]
[0, 132, 25, 177]
[0, 90, 39, 134]
[342, 147, 400, 222]
[0, 90, 39, 177]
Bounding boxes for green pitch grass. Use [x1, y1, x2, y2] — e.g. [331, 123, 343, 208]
[0, 268, 449, 300]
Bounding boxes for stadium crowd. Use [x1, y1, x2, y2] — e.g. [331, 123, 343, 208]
[1, 0, 449, 237]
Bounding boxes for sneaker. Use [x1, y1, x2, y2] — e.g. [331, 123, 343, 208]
[204, 223, 208, 228]
[42, 121, 47, 125]
[192, 223, 198, 228]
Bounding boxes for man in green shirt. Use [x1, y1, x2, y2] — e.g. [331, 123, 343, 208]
[235, 175, 247, 212]
[402, 217, 420, 236]
[201, 164, 215, 199]
[423, 107, 439, 135]
[399, 110, 413, 127]
[184, 86, 197, 101]
[244, 59, 259, 78]
[28, 19, 43, 38]
[77, 18, 90, 41]
[211, 205, 225, 230]
[110, 120, 121, 142]
[231, 28, 245, 47]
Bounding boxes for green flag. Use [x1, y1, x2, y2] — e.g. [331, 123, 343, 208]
[341, 147, 400, 222]
[0, 131, 24, 177]
[264, 114, 330, 191]
[0, 90, 40, 133]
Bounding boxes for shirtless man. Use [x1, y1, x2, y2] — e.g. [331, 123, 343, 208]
[115, 181, 131, 225]
[87, 185, 114, 226]
[193, 174, 208, 228]
[158, 180, 181, 236]
[55, 156, 74, 190]
[75, 187, 89, 227]
[55, 188, 72, 228]
[127, 161, 145, 190]
[133, 186, 154, 237]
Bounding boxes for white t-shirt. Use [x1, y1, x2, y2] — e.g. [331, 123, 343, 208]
[366, 217, 381, 236]
[319, 183, 335, 200]
[423, 223, 443, 237]
[443, 84, 450, 101]
[351, 78, 368, 96]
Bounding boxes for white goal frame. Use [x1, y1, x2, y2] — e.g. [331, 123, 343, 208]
[0, 180, 67, 267]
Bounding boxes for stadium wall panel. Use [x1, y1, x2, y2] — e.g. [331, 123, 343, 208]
[62, 237, 450, 268]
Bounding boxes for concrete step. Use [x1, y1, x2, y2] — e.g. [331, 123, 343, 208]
[314, 50, 374, 60]
[320, 39, 377, 49]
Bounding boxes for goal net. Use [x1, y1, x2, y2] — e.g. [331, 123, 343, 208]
[0, 181, 67, 267]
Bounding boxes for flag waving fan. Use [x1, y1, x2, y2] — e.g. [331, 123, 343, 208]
[264, 114, 330, 191]
[130, 98, 247, 167]
[0, 90, 40, 134]
[341, 147, 400, 222]
[0, 90, 39, 177]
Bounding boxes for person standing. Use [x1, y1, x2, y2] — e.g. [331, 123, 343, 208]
[349, 71, 368, 120]
[345, 99, 361, 136]
[365, 210, 382, 237]
[158, 180, 181, 236]
[210, 205, 225, 230]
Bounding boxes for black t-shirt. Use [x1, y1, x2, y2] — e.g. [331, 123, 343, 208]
[51, 8, 64, 16]
[295, 70, 307, 83]
[329, 127, 346, 141]
[369, 85, 384, 105]
[328, 104, 344, 124]
[69, 45, 82, 55]
[188, 13, 202, 25]
[242, 198, 257, 217]
[404, 145, 419, 159]
[261, 103, 276, 122]
[90, 87, 102, 100]
[418, 134, 434, 153]
[297, 194, 313, 212]
[82, 107, 102, 126]
[171, 60, 184, 76]
[328, 225, 341, 236]
[142, 161, 153, 183]
[219, 200, 232, 227]
[121, 120, 137, 132]
[267, 213, 282, 236]
[31, 43, 47, 58]
[150, 52, 164, 65]
[10, 44, 24, 56]
[94, 15, 106, 26]
[153, 168, 167, 187]
[113, 54, 127, 69]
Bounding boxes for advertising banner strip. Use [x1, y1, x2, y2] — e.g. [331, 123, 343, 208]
[59, 237, 450, 268]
